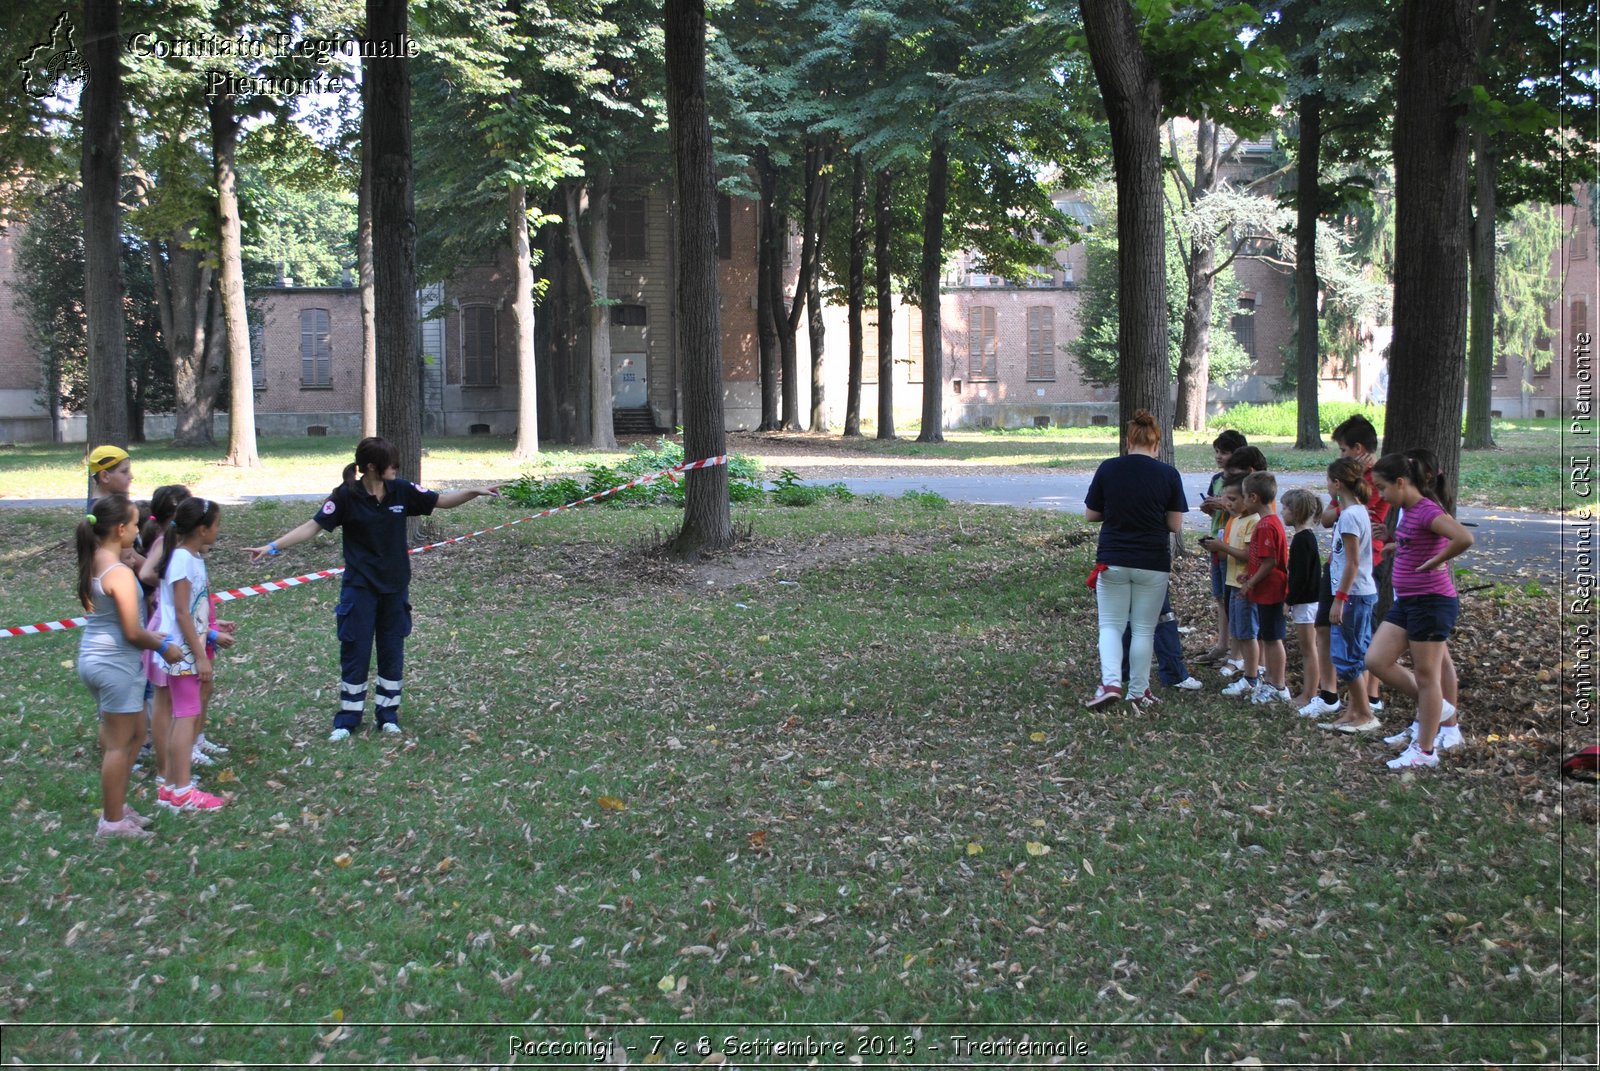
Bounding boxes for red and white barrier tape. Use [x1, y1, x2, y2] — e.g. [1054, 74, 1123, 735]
[1, 455, 728, 639]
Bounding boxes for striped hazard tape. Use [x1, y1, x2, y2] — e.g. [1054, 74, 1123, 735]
[1, 455, 729, 639]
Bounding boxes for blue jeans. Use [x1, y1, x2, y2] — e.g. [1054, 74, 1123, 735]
[1097, 566, 1169, 695]
[1330, 592, 1377, 683]
[334, 584, 413, 730]
[1123, 592, 1189, 687]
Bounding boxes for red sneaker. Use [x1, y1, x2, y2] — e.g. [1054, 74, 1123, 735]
[1083, 684, 1123, 708]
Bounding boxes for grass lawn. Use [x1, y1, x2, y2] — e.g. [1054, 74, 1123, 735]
[0, 416, 1571, 512]
[0, 492, 1592, 1065]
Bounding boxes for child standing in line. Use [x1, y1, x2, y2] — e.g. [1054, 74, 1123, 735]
[1367, 452, 1475, 769]
[244, 437, 500, 741]
[1199, 477, 1260, 696]
[1380, 448, 1465, 751]
[1320, 458, 1380, 733]
[1280, 488, 1324, 712]
[1195, 430, 1247, 664]
[1238, 472, 1290, 704]
[152, 498, 234, 812]
[76, 494, 184, 839]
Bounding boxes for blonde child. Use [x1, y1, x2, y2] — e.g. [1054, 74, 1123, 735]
[1199, 476, 1260, 695]
[75, 494, 183, 838]
[1238, 472, 1290, 704]
[1367, 452, 1474, 769]
[151, 498, 234, 811]
[1320, 458, 1379, 732]
[1280, 488, 1324, 710]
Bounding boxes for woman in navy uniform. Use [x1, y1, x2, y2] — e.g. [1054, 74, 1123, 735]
[246, 437, 498, 740]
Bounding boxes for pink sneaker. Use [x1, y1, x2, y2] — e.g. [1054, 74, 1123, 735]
[1084, 684, 1123, 708]
[96, 815, 154, 839]
[120, 805, 155, 829]
[163, 786, 226, 811]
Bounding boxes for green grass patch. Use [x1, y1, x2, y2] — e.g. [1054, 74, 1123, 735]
[0, 496, 1589, 1064]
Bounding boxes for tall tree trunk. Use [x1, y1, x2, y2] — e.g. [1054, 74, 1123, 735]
[1464, 3, 1499, 451]
[151, 234, 219, 445]
[1294, 88, 1325, 449]
[843, 154, 867, 438]
[1385, 0, 1475, 487]
[665, 0, 731, 557]
[756, 149, 782, 430]
[1174, 242, 1215, 431]
[916, 137, 948, 444]
[358, 118, 378, 438]
[1081, 0, 1171, 460]
[565, 175, 617, 450]
[875, 166, 895, 440]
[82, 0, 128, 449]
[1173, 117, 1216, 431]
[209, 95, 260, 467]
[779, 259, 800, 430]
[509, 183, 540, 458]
[366, 2, 423, 482]
[806, 143, 833, 432]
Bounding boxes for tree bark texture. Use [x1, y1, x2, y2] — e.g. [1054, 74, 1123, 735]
[82, 0, 128, 448]
[874, 167, 896, 439]
[509, 183, 540, 458]
[665, 0, 732, 557]
[806, 144, 833, 433]
[843, 155, 867, 437]
[565, 175, 616, 450]
[151, 231, 219, 445]
[1294, 89, 1325, 450]
[364, 11, 423, 482]
[1385, 0, 1475, 486]
[1173, 117, 1217, 432]
[209, 95, 260, 467]
[1080, 0, 1171, 459]
[1464, 1, 1500, 451]
[917, 137, 949, 443]
[358, 118, 378, 438]
[756, 149, 782, 430]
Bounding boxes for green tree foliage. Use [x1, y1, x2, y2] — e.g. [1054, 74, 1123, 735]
[1491, 201, 1566, 380]
[238, 126, 357, 288]
[1072, 181, 1251, 389]
[13, 183, 173, 435]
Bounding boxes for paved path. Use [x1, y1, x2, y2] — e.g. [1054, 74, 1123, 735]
[828, 472, 1563, 583]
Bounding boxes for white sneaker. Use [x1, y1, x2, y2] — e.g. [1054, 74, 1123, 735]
[329, 728, 352, 742]
[380, 722, 402, 735]
[1297, 696, 1341, 719]
[1251, 684, 1290, 705]
[1384, 722, 1418, 747]
[190, 747, 216, 767]
[1437, 724, 1465, 750]
[1370, 699, 1385, 714]
[1221, 678, 1255, 697]
[1176, 676, 1204, 691]
[196, 735, 229, 755]
[1218, 658, 1245, 678]
[1387, 743, 1439, 769]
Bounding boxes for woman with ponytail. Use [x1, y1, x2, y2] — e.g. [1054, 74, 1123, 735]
[245, 437, 499, 741]
[75, 494, 183, 839]
[1082, 410, 1188, 709]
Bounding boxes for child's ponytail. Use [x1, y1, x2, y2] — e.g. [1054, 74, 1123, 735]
[141, 484, 192, 550]
[77, 494, 133, 611]
[1402, 447, 1454, 514]
[157, 496, 221, 584]
[1327, 457, 1369, 504]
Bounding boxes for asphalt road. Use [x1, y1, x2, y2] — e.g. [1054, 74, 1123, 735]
[828, 472, 1566, 584]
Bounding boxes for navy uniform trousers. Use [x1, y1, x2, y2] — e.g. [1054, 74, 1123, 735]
[334, 584, 412, 730]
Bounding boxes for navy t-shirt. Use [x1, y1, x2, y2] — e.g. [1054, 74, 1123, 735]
[313, 478, 440, 593]
[1084, 453, 1187, 572]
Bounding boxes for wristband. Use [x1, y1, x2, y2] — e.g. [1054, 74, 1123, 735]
[1334, 590, 1349, 602]
[267, 541, 280, 556]
[207, 629, 219, 644]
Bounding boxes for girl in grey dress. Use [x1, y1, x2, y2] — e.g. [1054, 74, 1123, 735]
[76, 494, 182, 839]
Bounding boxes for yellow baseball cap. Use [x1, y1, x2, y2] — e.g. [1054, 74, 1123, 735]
[87, 445, 130, 473]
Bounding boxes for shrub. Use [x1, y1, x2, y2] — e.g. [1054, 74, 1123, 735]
[1211, 401, 1385, 438]
[501, 437, 765, 509]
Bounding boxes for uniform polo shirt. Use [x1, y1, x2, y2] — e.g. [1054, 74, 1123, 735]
[313, 478, 439, 593]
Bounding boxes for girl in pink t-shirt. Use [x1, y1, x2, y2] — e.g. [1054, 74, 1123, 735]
[1365, 452, 1474, 770]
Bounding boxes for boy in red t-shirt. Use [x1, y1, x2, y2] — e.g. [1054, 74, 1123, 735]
[1240, 472, 1290, 704]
